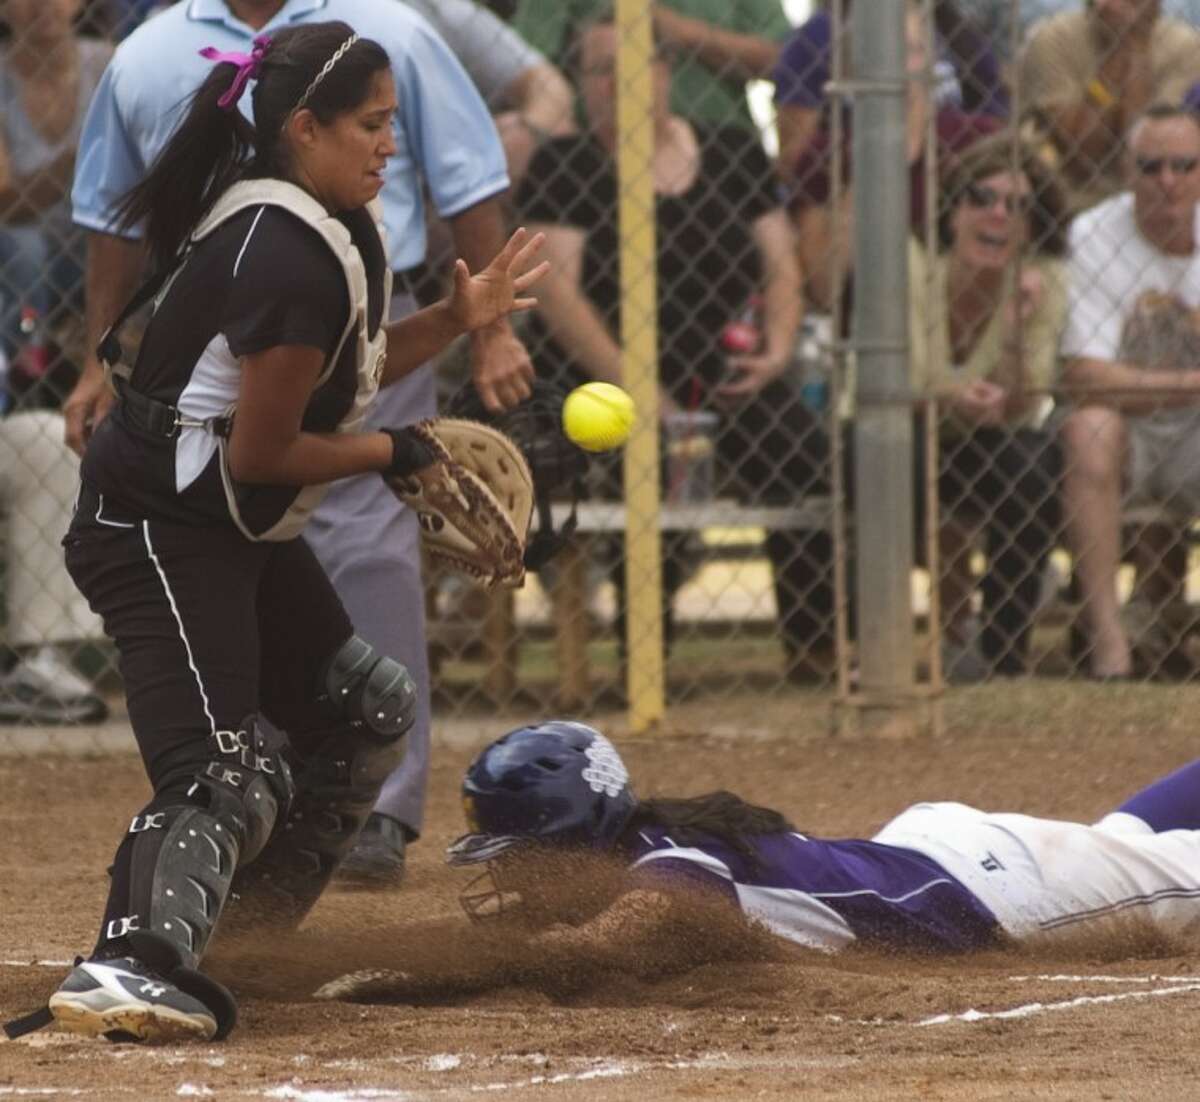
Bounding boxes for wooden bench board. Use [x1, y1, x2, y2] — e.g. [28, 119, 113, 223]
[550, 498, 836, 533]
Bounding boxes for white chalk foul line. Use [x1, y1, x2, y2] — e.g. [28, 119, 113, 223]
[1, 959, 72, 968]
[1009, 973, 1200, 984]
[917, 980, 1200, 1026]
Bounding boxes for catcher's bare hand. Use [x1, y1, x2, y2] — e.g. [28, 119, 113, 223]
[448, 227, 548, 334]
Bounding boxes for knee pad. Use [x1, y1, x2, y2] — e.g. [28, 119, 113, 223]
[319, 634, 418, 742]
[113, 718, 293, 969]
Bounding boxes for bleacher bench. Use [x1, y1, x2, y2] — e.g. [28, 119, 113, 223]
[482, 497, 835, 706]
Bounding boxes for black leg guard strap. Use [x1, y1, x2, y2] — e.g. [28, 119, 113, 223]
[4, 1006, 54, 1040]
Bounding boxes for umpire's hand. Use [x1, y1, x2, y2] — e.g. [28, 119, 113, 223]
[64, 359, 114, 455]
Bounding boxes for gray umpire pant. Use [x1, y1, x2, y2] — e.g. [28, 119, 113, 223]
[302, 289, 433, 839]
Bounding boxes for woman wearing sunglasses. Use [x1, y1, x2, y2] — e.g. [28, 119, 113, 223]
[910, 134, 1069, 680]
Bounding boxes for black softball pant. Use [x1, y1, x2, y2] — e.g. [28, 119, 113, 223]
[64, 486, 356, 950]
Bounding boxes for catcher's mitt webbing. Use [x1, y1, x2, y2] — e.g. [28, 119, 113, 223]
[388, 418, 533, 588]
[447, 381, 587, 571]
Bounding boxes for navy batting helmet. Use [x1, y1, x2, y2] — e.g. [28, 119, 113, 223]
[446, 721, 637, 867]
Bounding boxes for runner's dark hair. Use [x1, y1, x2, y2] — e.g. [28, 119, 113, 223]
[620, 791, 795, 866]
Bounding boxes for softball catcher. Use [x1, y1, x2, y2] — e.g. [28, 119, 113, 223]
[6, 23, 545, 1045]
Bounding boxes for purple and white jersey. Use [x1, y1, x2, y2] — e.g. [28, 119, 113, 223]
[626, 824, 1000, 953]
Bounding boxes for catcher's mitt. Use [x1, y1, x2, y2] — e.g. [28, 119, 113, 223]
[387, 419, 534, 588]
[448, 380, 588, 571]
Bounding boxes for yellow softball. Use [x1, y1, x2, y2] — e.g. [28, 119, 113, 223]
[562, 382, 636, 452]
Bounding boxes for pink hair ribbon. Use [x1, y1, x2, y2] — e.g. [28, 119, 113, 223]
[199, 34, 272, 111]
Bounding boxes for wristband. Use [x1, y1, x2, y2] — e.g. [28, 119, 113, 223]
[382, 427, 434, 478]
[1086, 78, 1117, 110]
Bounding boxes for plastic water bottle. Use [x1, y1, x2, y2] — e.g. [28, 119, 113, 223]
[0, 343, 10, 415]
[15, 305, 50, 380]
[796, 316, 830, 414]
[720, 296, 763, 356]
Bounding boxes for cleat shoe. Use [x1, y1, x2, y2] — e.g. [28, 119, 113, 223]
[0, 646, 108, 725]
[336, 813, 408, 888]
[48, 957, 217, 1043]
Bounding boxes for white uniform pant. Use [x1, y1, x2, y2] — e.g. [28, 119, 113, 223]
[0, 411, 100, 647]
[875, 802, 1200, 944]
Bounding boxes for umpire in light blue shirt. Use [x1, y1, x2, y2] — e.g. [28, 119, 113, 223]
[68, 0, 535, 886]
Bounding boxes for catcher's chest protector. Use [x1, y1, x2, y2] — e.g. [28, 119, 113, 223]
[189, 180, 393, 542]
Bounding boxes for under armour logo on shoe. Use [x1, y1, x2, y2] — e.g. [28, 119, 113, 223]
[139, 980, 167, 998]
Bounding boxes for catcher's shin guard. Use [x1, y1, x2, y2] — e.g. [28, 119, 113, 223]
[107, 718, 294, 970]
[229, 635, 416, 926]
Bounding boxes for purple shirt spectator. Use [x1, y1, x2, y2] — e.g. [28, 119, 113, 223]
[774, 8, 1009, 119]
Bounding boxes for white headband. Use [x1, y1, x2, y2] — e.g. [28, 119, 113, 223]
[293, 32, 360, 113]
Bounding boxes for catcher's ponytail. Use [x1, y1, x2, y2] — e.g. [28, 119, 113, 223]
[113, 22, 390, 272]
[113, 61, 256, 272]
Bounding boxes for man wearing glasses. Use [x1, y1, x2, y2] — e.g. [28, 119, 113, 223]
[1020, 0, 1200, 213]
[1060, 105, 1200, 679]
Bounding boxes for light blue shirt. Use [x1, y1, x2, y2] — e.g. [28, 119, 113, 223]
[71, 0, 509, 270]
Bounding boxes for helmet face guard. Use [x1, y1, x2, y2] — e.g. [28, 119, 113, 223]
[456, 864, 524, 923]
[447, 382, 588, 571]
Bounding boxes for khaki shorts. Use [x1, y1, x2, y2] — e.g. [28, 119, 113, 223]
[1125, 413, 1200, 515]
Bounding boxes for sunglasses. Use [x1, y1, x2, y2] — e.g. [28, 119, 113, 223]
[962, 182, 1034, 216]
[1135, 156, 1200, 177]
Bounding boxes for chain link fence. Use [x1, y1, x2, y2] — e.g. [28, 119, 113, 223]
[5, 0, 1200, 753]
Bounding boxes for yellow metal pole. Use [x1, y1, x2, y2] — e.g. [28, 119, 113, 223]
[615, 0, 664, 732]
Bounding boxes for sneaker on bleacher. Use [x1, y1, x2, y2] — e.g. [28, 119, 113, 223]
[0, 645, 108, 725]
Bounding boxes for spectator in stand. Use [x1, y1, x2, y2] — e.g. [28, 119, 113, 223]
[775, 0, 1008, 183]
[93, 0, 170, 39]
[510, 0, 791, 133]
[403, 0, 576, 186]
[516, 13, 838, 677]
[961, 0, 1200, 64]
[791, 1, 1001, 312]
[0, 413, 108, 723]
[911, 134, 1068, 680]
[1060, 104, 1200, 680]
[1019, 0, 1200, 213]
[0, 0, 110, 408]
[0, 0, 111, 724]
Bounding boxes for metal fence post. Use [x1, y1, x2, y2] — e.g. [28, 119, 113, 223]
[850, 0, 920, 733]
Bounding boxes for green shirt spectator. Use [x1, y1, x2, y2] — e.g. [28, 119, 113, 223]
[512, 0, 791, 130]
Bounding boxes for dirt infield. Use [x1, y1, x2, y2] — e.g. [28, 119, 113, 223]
[6, 688, 1200, 1099]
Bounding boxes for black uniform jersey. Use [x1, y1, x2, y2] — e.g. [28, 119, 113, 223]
[82, 202, 387, 533]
